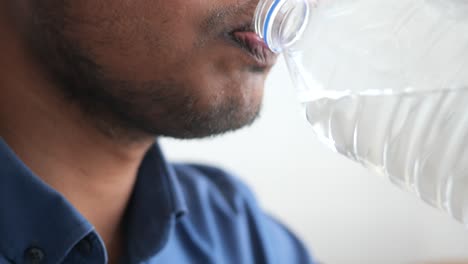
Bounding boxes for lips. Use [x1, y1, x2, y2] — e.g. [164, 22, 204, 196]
[228, 29, 277, 69]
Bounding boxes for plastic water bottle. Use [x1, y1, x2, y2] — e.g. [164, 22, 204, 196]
[254, 0, 468, 225]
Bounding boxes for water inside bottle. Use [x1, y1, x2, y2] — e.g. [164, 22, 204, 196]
[261, 0, 468, 225]
[305, 88, 468, 225]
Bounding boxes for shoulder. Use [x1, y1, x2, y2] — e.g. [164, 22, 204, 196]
[170, 163, 315, 264]
[173, 163, 254, 212]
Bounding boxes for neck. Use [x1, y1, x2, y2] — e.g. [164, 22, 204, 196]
[0, 11, 154, 262]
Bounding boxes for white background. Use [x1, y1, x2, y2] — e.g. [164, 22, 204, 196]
[161, 58, 468, 264]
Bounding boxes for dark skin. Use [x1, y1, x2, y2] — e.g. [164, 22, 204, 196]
[0, 0, 276, 262]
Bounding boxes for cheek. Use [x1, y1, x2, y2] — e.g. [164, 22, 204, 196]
[64, 0, 204, 81]
[62, 0, 267, 106]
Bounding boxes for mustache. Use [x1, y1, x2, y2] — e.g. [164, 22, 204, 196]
[200, 0, 260, 36]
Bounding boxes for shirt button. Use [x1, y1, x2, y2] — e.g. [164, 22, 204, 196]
[24, 247, 45, 264]
[76, 237, 93, 256]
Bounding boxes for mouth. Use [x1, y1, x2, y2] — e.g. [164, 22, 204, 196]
[226, 25, 278, 70]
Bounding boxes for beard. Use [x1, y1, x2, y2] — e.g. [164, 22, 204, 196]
[24, 1, 262, 141]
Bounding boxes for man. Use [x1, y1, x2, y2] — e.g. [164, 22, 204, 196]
[0, 0, 314, 263]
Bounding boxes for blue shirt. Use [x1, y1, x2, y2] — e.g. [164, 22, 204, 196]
[0, 138, 314, 264]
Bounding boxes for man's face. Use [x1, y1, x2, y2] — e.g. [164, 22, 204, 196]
[24, 0, 276, 138]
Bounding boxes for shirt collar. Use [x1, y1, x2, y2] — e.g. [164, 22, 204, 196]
[0, 138, 95, 263]
[0, 137, 187, 263]
[124, 142, 187, 263]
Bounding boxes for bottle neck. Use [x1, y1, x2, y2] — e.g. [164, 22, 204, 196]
[254, 0, 311, 53]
